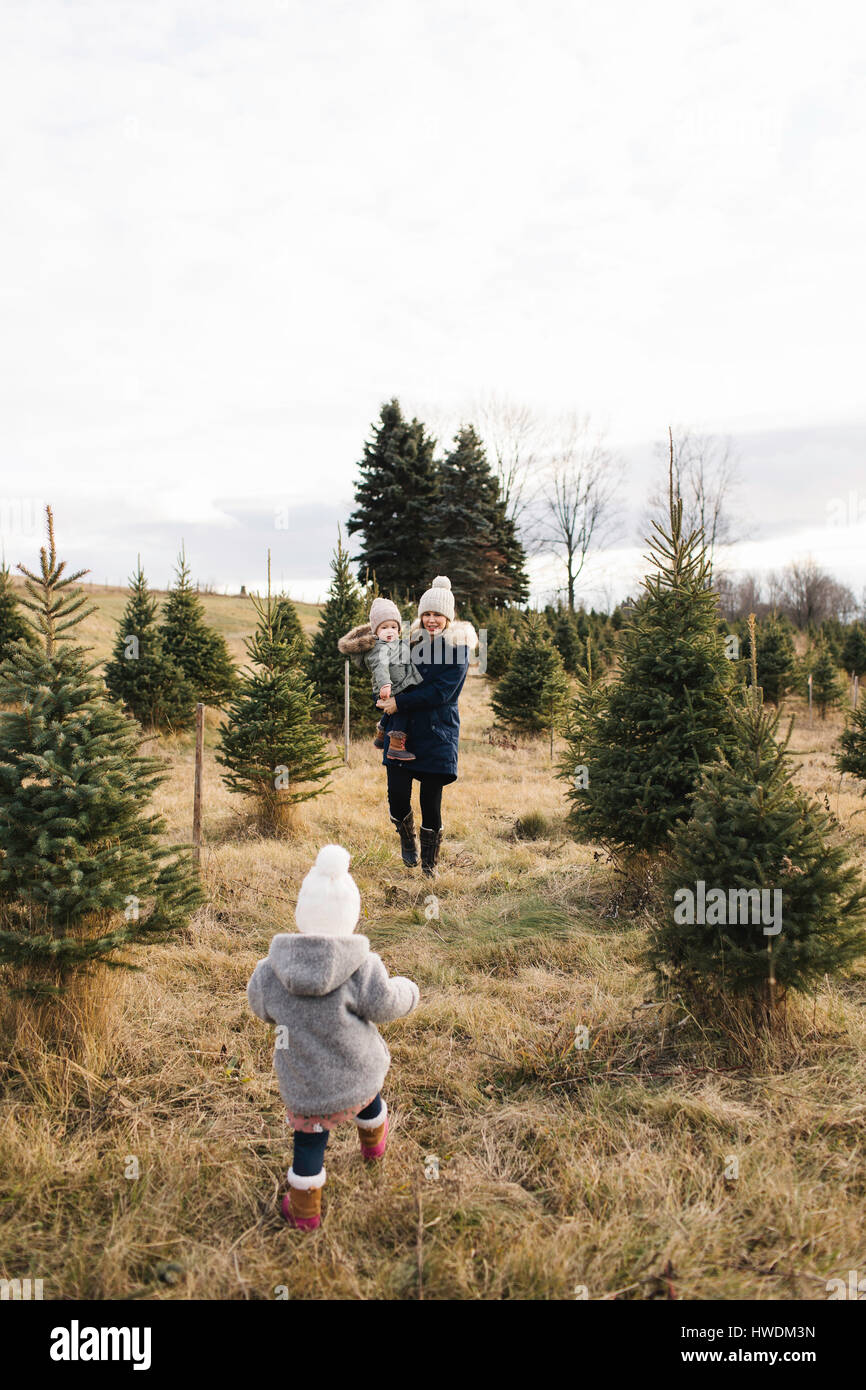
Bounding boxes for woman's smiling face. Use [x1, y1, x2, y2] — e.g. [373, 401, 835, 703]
[422, 611, 447, 634]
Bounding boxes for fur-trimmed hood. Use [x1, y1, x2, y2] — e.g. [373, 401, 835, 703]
[337, 622, 377, 656]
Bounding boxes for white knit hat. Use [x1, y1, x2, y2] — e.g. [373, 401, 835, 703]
[417, 575, 455, 622]
[294, 845, 361, 937]
[369, 596, 402, 635]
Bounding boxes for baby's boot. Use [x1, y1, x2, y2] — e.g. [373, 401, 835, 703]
[373, 718, 386, 749]
[356, 1101, 389, 1161]
[386, 730, 415, 761]
[281, 1168, 326, 1230]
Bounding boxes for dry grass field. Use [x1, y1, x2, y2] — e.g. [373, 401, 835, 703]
[1, 589, 865, 1301]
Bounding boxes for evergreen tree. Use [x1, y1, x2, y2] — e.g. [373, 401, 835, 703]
[347, 399, 439, 600]
[552, 609, 584, 674]
[104, 559, 196, 731]
[0, 509, 203, 1000]
[216, 565, 338, 830]
[307, 529, 373, 733]
[560, 460, 734, 857]
[272, 594, 308, 659]
[490, 611, 570, 735]
[836, 696, 866, 791]
[160, 548, 237, 705]
[842, 623, 866, 678]
[0, 561, 38, 664]
[806, 640, 843, 719]
[742, 614, 796, 706]
[482, 610, 515, 680]
[650, 635, 866, 1012]
[430, 425, 528, 610]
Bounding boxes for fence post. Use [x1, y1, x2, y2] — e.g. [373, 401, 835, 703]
[193, 702, 204, 868]
[855, 674, 860, 710]
[807, 672, 813, 727]
[344, 659, 350, 764]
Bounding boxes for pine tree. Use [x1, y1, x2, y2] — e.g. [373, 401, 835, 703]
[306, 529, 373, 733]
[0, 509, 203, 1002]
[806, 640, 843, 719]
[650, 627, 866, 1012]
[0, 561, 38, 664]
[216, 562, 338, 830]
[347, 399, 439, 600]
[272, 594, 308, 659]
[490, 611, 570, 735]
[430, 426, 519, 610]
[552, 609, 584, 674]
[742, 614, 796, 706]
[160, 547, 236, 705]
[836, 696, 866, 792]
[842, 623, 866, 679]
[560, 452, 734, 857]
[104, 559, 196, 731]
[482, 610, 515, 680]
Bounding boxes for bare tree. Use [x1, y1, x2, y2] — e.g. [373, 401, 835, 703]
[644, 426, 744, 579]
[474, 393, 545, 529]
[779, 556, 856, 627]
[536, 414, 623, 611]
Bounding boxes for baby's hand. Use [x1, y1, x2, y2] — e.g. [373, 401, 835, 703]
[379, 683, 391, 699]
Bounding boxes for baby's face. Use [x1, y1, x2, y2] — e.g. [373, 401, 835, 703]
[377, 620, 401, 641]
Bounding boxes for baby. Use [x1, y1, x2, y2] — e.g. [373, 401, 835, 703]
[338, 597, 423, 761]
[247, 844, 419, 1230]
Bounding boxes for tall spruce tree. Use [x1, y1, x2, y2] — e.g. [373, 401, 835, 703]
[347, 399, 439, 600]
[104, 559, 196, 731]
[560, 454, 734, 858]
[160, 547, 236, 705]
[0, 509, 203, 1000]
[490, 611, 570, 735]
[650, 625, 866, 1012]
[0, 561, 38, 663]
[431, 426, 528, 610]
[306, 529, 372, 733]
[216, 562, 338, 830]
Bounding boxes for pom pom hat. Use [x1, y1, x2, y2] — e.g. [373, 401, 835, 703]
[369, 596, 402, 635]
[294, 845, 361, 937]
[418, 575, 455, 622]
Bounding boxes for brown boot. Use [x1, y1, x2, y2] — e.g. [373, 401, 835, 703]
[373, 719, 386, 748]
[356, 1102, 389, 1161]
[281, 1170, 325, 1230]
[386, 730, 416, 761]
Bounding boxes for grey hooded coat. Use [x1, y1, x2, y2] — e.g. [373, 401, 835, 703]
[247, 934, 420, 1115]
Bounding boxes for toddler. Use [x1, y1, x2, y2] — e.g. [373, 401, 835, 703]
[247, 844, 420, 1231]
[338, 596, 423, 761]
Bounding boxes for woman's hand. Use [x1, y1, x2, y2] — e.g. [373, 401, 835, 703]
[377, 696, 398, 714]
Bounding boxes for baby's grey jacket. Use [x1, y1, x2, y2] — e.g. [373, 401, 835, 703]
[337, 623, 423, 697]
[247, 934, 420, 1115]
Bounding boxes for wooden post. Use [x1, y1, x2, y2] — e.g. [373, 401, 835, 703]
[854, 674, 860, 710]
[549, 693, 554, 761]
[193, 702, 204, 868]
[807, 672, 813, 727]
[344, 659, 350, 764]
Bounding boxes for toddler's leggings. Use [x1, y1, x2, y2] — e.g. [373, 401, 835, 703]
[292, 1093, 383, 1177]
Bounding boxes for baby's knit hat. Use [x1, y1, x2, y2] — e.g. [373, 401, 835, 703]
[417, 575, 455, 622]
[369, 596, 402, 635]
[294, 845, 361, 937]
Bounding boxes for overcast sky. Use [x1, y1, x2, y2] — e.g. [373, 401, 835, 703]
[2, 1, 865, 604]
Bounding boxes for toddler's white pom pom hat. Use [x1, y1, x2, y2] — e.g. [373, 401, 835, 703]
[418, 575, 455, 622]
[294, 845, 361, 937]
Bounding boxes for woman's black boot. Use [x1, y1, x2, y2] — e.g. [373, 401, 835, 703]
[390, 811, 419, 867]
[419, 825, 443, 878]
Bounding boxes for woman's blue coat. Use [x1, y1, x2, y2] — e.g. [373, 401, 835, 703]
[381, 626, 475, 778]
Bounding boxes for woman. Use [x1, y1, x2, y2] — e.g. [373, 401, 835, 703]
[377, 576, 477, 878]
